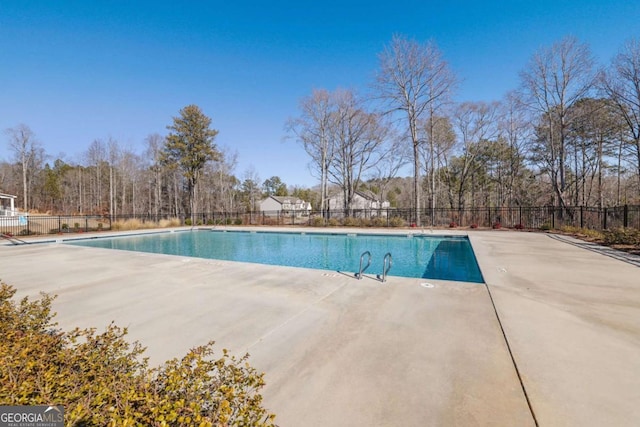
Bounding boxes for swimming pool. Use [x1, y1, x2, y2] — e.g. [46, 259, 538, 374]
[68, 230, 484, 283]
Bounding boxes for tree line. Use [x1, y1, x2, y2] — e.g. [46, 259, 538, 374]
[2, 35, 640, 222]
[289, 35, 640, 225]
[1, 106, 313, 219]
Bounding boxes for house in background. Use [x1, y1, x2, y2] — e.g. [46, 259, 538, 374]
[0, 192, 18, 217]
[0, 192, 28, 229]
[260, 195, 312, 217]
[327, 190, 390, 217]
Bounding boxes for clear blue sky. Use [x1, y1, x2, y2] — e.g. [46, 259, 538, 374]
[1, 1, 638, 188]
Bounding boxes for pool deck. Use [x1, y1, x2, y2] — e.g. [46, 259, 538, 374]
[1, 227, 639, 426]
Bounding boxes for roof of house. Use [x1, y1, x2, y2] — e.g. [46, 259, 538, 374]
[265, 195, 305, 204]
[327, 190, 381, 201]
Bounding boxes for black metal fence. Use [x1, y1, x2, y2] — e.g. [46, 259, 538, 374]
[1, 205, 639, 236]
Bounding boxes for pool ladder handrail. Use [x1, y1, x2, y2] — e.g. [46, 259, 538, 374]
[377, 252, 393, 282]
[355, 250, 371, 279]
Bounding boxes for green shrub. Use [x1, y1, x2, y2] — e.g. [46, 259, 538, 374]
[234, 218, 243, 225]
[560, 225, 581, 234]
[603, 227, 640, 246]
[0, 282, 276, 426]
[582, 228, 605, 240]
[327, 218, 340, 227]
[184, 218, 193, 226]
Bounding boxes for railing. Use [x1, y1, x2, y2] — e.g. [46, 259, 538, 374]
[355, 251, 371, 280]
[1, 205, 639, 236]
[377, 253, 393, 283]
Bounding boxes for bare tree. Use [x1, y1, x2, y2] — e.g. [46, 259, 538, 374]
[371, 131, 410, 207]
[374, 34, 456, 226]
[601, 38, 640, 197]
[451, 101, 500, 210]
[144, 133, 166, 217]
[497, 91, 534, 206]
[286, 89, 335, 215]
[326, 90, 389, 213]
[566, 98, 622, 207]
[5, 124, 42, 211]
[86, 139, 107, 213]
[107, 138, 120, 217]
[420, 115, 456, 210]
[520, 36, 595, 208]
[210, 147, 239, 212]
[240, 166, 261, 212]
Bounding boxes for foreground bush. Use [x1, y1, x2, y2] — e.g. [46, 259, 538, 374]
[0, 282, 276, 426]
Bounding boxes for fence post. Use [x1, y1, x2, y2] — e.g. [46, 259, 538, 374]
[519, 206, 522, 227]
[580, 206, 584, 229]
[624, 204, 628, 228]
[603, 207, 608, 230]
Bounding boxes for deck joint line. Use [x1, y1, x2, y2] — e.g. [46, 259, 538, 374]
[245, 280, 349, 352]
[484, 282, 539, 426]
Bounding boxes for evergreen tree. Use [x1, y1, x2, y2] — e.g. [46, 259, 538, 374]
[162, 105, 220, 224]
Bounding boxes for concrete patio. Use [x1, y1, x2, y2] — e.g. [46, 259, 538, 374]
[1, 228, 638, 426]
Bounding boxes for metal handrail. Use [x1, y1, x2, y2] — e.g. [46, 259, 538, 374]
[377, 252, 393, 282]
[355, 250, 371, 279]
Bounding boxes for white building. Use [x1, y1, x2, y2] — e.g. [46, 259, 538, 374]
[328, 190, 390, 216]
[0, 192, 18, 217]
[259, 195, 312, 217]
[0, 192, 27, 229]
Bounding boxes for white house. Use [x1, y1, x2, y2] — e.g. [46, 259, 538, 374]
[260, 195, 312, 217]
[0, 192, 27, 229]
[0, 192, 18, 217]
[328, 190, 390, 216]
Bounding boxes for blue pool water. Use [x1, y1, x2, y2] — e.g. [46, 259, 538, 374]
[68, 230, 484, 283]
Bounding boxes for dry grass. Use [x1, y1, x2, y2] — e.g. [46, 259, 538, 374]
[159, 218, 181, 228]
[111, 218, 182, 231]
